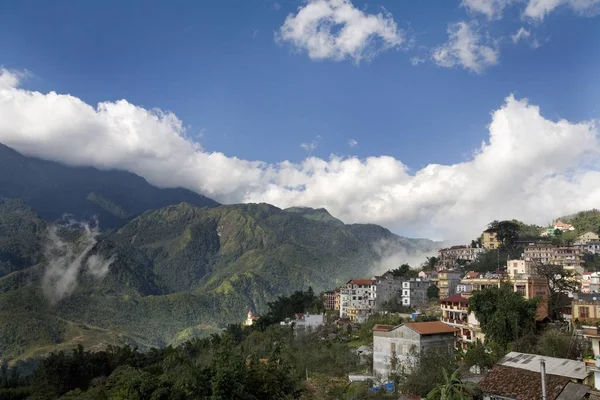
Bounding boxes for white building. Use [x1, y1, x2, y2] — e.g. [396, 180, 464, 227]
[585, 241, 600, 255]
[507, 259, 529, 277]
[340, 279, 373, 319]
[372, 322, 457, 381]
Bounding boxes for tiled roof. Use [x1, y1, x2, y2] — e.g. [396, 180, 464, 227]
[479, 365, 570, 400]
[440, 294, 469, 304]
[372, 324, 395, 332]
[348, 279, 373, 286]
[403, 321, 458, 335]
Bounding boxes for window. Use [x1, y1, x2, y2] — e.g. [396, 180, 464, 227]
[580, 307, 590, 318]
[390, 342, 396, 353]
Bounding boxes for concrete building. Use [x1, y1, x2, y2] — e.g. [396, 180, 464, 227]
[523, 244, 583, 269]
[577, 232, 600, 245]
[581, 272, 600, 294]
[585, 241, 600, 255]
[322, 290, 340, 310]
[292, 312, 325, 335]
[438, 245, 486, 269]
[460, 272, 549, 321]
[400, 278, 432, 308]
[439, 294, 484, 349]
[436, 270, 462, 298]
[573, 293, 600, 325]
[418, 270, 437, 280]
[339, 279, 373, 319]
[372, 322, 457, 381]
[554, 220, 576, 232]
[370, 272, 403, 310]
[482, 229, 500, 250]
[507, 259, 530, 277]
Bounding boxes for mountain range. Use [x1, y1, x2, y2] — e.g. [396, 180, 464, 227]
[0, 143, 439, 365]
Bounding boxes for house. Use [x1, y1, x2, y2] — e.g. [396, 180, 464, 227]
[507, 259, 530, 277]
[554, 220, 576, 232]
[578, 232, 600, 245]
[339, 279, 373, 319]
[400, 278, 432, 308]
[479, 352, 592, 400]
[436, 270, 462, 298]
[372, 321, 457, 380]
[483, 229, 500, 249]
[245, 310, 259, 326]
[586, 242, 600, 255]
[579, 325, 600, 389]
[292, 312, 325, 334]
[438, 245, 486, 268]
[418, 270, 437, 280]
[371, 272, 404, 310]
[439, 294, 484, 349]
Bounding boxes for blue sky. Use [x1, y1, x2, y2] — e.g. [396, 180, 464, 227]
[0, 0, 599, 240]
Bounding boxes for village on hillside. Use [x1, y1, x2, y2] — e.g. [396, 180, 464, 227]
[246, 216, 600, 399]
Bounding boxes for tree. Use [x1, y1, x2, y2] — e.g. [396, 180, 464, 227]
[469, 284, 539, 348]
[487, 220, 520, 249]
[425, 257, 439, 270]
[427, 285, 440, 301]
[389, 264, 418, 279]
[530, 263, 579, 320]
[425, 368, 474, 400]
[398, 347, 459, 397]
[463, 340, 502, 374]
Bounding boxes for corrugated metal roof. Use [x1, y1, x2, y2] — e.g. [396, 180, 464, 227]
[556, 382, 589, 400]
[499, 352, 589, 380]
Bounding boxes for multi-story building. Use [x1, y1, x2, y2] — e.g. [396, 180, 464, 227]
[372, 322, 457, 381]
[572, 293, 600, 325]
[438, 245, 486, 269]
[322, 290, 340, 310]
[370, 272, 403, 310]
[482, 229, 500, 250]
[339, 279, 373, 319]
[436, 270, 463, 298]
[400, 278, 432, 308]
[418, 270, 437, 280]
[577, 232, 600, 245]
[460, 272, 549, 321]
[581, 272, 600, 294]
[523, 244, 583, 270]
[439, 294, 484, 349]
[507, 259, 530, 277]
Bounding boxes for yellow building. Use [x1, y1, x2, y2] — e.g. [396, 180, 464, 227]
[436, 270, 462, 298]
[482, 229, 500, 249]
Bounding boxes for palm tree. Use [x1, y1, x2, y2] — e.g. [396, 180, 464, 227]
[426, 368, 474, 400]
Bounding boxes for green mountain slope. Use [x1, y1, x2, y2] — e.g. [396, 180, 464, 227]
[0, 143, 218, 229]
[0, 201, 439, 364]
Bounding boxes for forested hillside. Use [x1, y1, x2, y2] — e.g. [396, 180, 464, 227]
[0, 200, 438, 364]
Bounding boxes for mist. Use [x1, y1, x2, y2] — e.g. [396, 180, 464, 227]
[368, 239, 440, 277]
[42, 220, 115, 304]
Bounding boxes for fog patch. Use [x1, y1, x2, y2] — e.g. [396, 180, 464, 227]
[42, 220, 115, 304]
[369, 239, 439, 276]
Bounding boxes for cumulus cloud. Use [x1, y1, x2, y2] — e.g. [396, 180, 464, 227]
[462, 0, 516, 19]
[410, 56, 425, 66]
[276, 0, 404, 63]
[524, 0, 600, 19]
[432, 22, 499, 74]
[42, 220, 116, 304]
[1, 68, 600, 244]
[347, 138, 359, 147]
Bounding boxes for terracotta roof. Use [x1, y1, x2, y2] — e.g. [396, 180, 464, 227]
[348, 279, 373, 286]
[479, 365, 570, 400]
[465, 271, 479, 279]
[554, 221, 574, 229]
[372, 324, 395, 332]
[403, 321, 458, 335]
[440, 294, 469, 304]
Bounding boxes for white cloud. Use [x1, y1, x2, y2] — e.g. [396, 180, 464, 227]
[300, 141, 318, 152]
[1, 68, 600, 244]
[433, 22, 499, 74]
[462, 0, 515, 19]
[276, 0, 404, 63]
[524, 0, 600, 19]
[512, 27, 531, 43]
[410, 56, 425, 66]
[252, 29, 259, 39]
[348, 138, 359, 147]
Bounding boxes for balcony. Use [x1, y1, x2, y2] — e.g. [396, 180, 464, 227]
[441, 317, 467, 326]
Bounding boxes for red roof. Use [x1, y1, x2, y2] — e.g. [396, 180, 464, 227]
[440, 294, 469, 304]
[348, 279, 373, 286]
[404, 322, 458, 335]
[465, 271, 479, 279]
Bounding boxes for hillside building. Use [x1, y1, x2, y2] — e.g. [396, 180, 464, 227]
[400, 278, 432, 308]
[370, 272, 403, 310]
[439, 294, 483, 349]
[482, 229, 500, 249]
[438, 245, 486, 269]
[339, 279, 373, 319]
[436, 270, 462, 298]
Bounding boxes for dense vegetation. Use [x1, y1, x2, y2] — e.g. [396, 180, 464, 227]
[0, 195, 437, 364]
